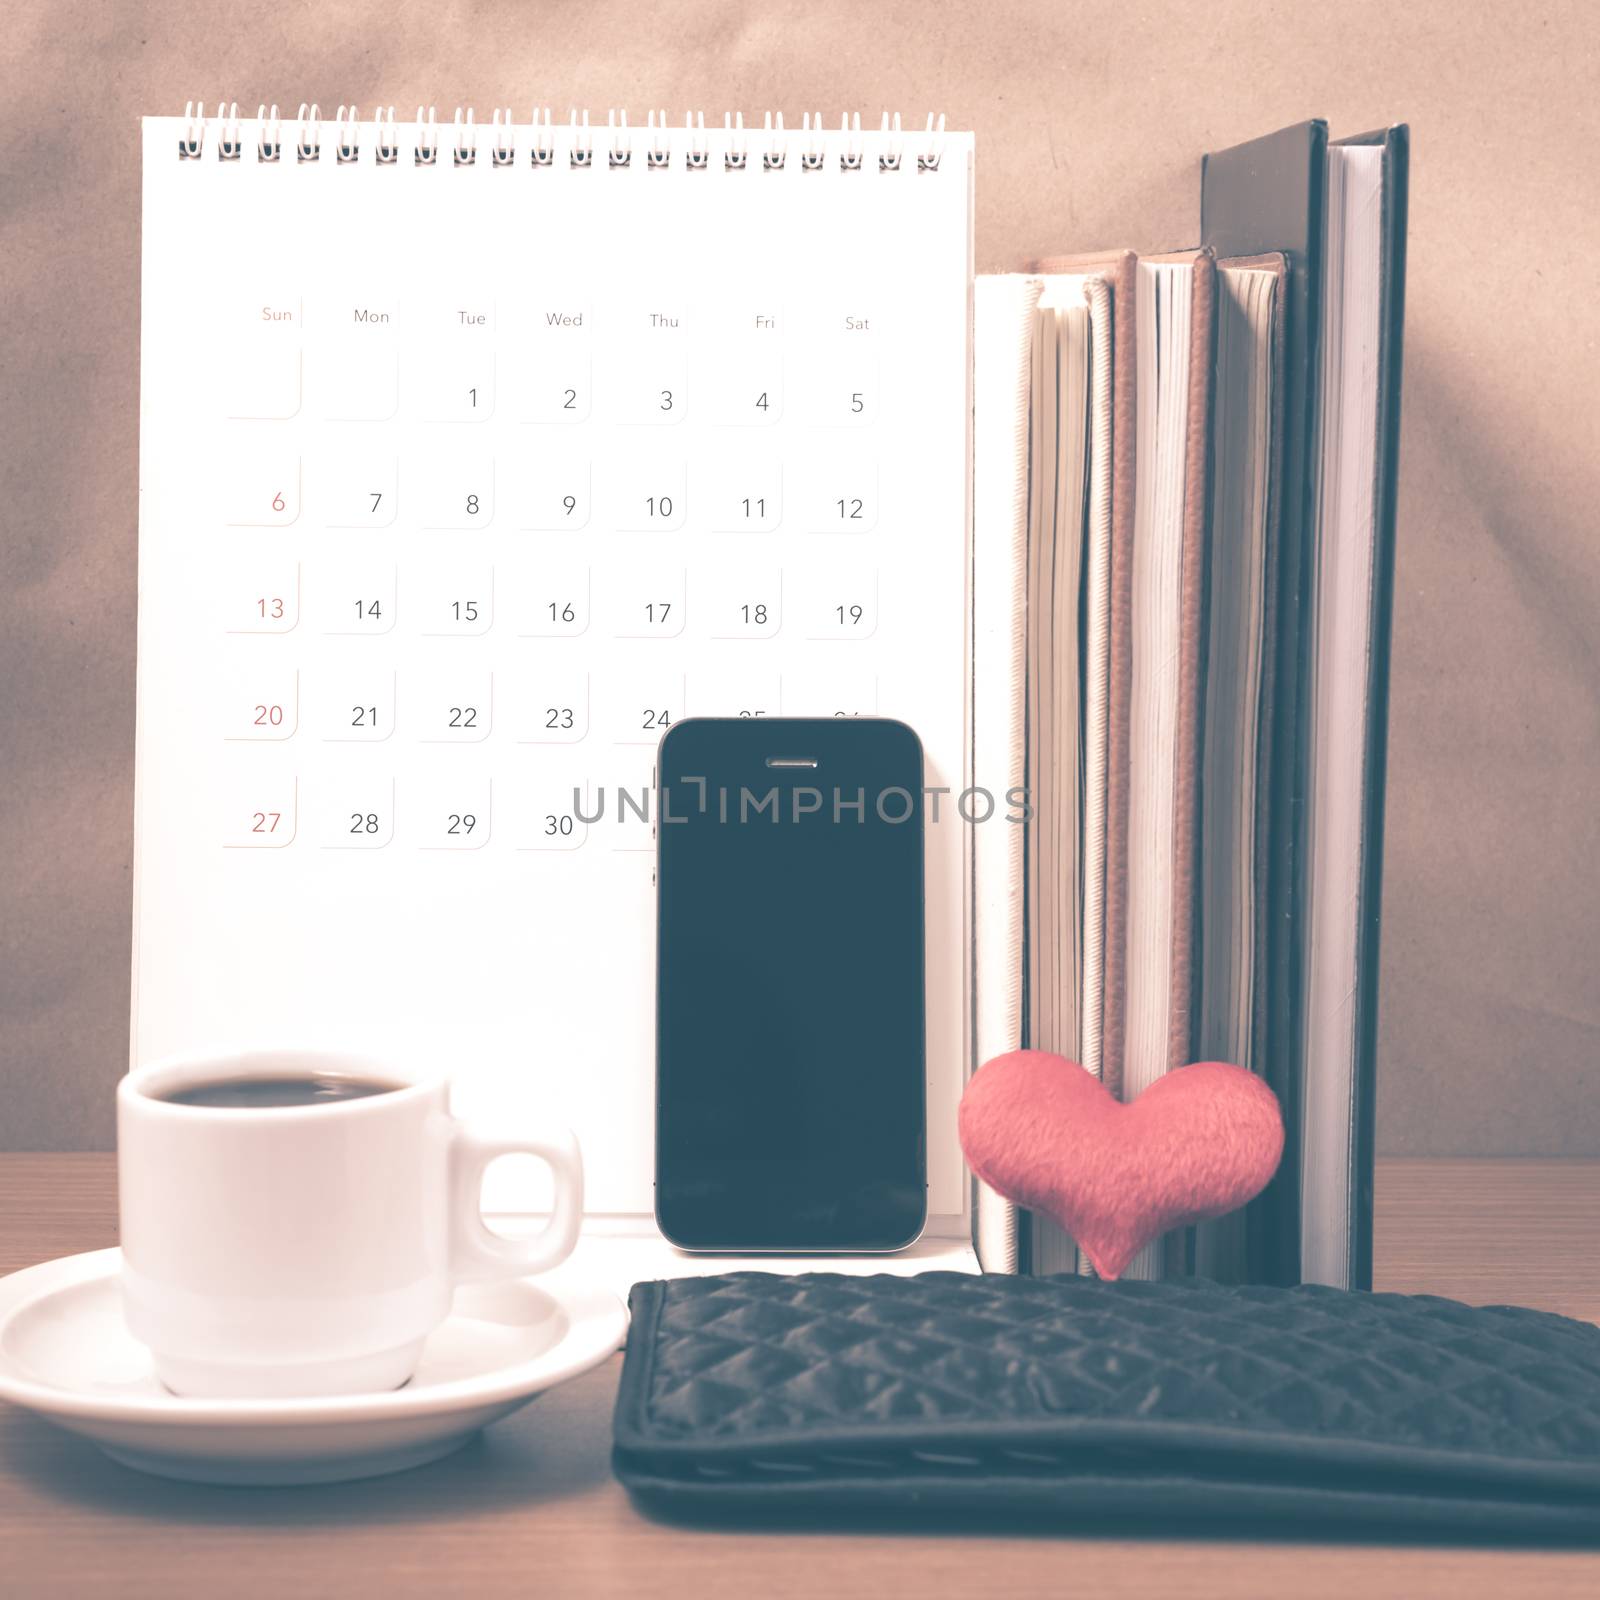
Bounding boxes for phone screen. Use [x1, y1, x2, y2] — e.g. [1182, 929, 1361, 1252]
[655, 716, 926, 1252]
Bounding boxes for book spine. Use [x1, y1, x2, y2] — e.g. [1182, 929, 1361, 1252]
[971, 277, 1044, 1273]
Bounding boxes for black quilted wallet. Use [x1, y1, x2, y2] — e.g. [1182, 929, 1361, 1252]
[612, 1272, 1600, 1535]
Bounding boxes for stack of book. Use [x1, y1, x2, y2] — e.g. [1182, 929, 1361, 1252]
[973, 119, 1409, 1289]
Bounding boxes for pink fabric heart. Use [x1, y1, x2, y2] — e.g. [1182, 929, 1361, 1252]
[958, 1050, 1284, 1279]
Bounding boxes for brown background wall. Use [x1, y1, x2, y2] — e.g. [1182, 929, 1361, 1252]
[2, 0, 1596, 1152]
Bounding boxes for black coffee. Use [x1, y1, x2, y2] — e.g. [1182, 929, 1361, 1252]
[156, 1074, 404, 1110]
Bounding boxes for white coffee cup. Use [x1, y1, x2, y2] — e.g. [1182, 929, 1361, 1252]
[117, 1049, 584, 1398]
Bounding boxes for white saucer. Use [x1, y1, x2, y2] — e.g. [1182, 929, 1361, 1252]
[0, 1249, 628, 1485]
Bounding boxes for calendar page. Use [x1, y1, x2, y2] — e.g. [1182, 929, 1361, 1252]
[135, 109, 974, 1227]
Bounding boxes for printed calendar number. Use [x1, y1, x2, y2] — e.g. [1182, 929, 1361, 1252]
[419, 455, 495, 529]
[312, 670, 395, 743]
[221, 772, 297, 849]
[782, 671, 879, 718]
[706, 306, 783, 426]
[613, 460, 687, 532]
[606, 675, 686, 745]
[610, 566, 686, 639]
[312, 779, 394, 849]
[705, 456, 782, 532]
[708, 363, 783, 427]
[418, 562, 494, 636]
[513, 304, 591, 424]
[520, 365, 592, 425]
[705, 566, 782, 639]
[513, 456, 591, 531]
[417, 673, 493, 743]
[800, 571, 880, 640]
[689, 672, 781, 720]
[220, 558, 300, 634]
[799, 329, 878, 427]
[511, 769, 589, 852]
[611, 337, 686, 426]
[803, 460, 880, 533]
[312, 561, 397, 635]
[227, 804, 293, 847]
[413, 775, 492, 850]
[511, 564, 590, 638]
[315, 453, 398, 529]
[224, 450, 301, 527]
[513, 669, 589, 744]
[221, 666, 299, 741]
[832, 353, 879, 426]
[419, 346, 496, 423]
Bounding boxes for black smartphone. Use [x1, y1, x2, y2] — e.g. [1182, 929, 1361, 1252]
[655, 716, 926, 1252]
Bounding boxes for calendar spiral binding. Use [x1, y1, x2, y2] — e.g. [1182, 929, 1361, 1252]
[180, 104, 949, 172]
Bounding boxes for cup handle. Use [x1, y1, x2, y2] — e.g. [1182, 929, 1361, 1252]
[448, 1122, 584, 1283]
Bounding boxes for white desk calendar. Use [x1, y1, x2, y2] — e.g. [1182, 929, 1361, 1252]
[135, 105, 975, 1245]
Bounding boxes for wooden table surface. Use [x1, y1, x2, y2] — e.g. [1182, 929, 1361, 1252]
[3, 1155, 1600, 1598]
